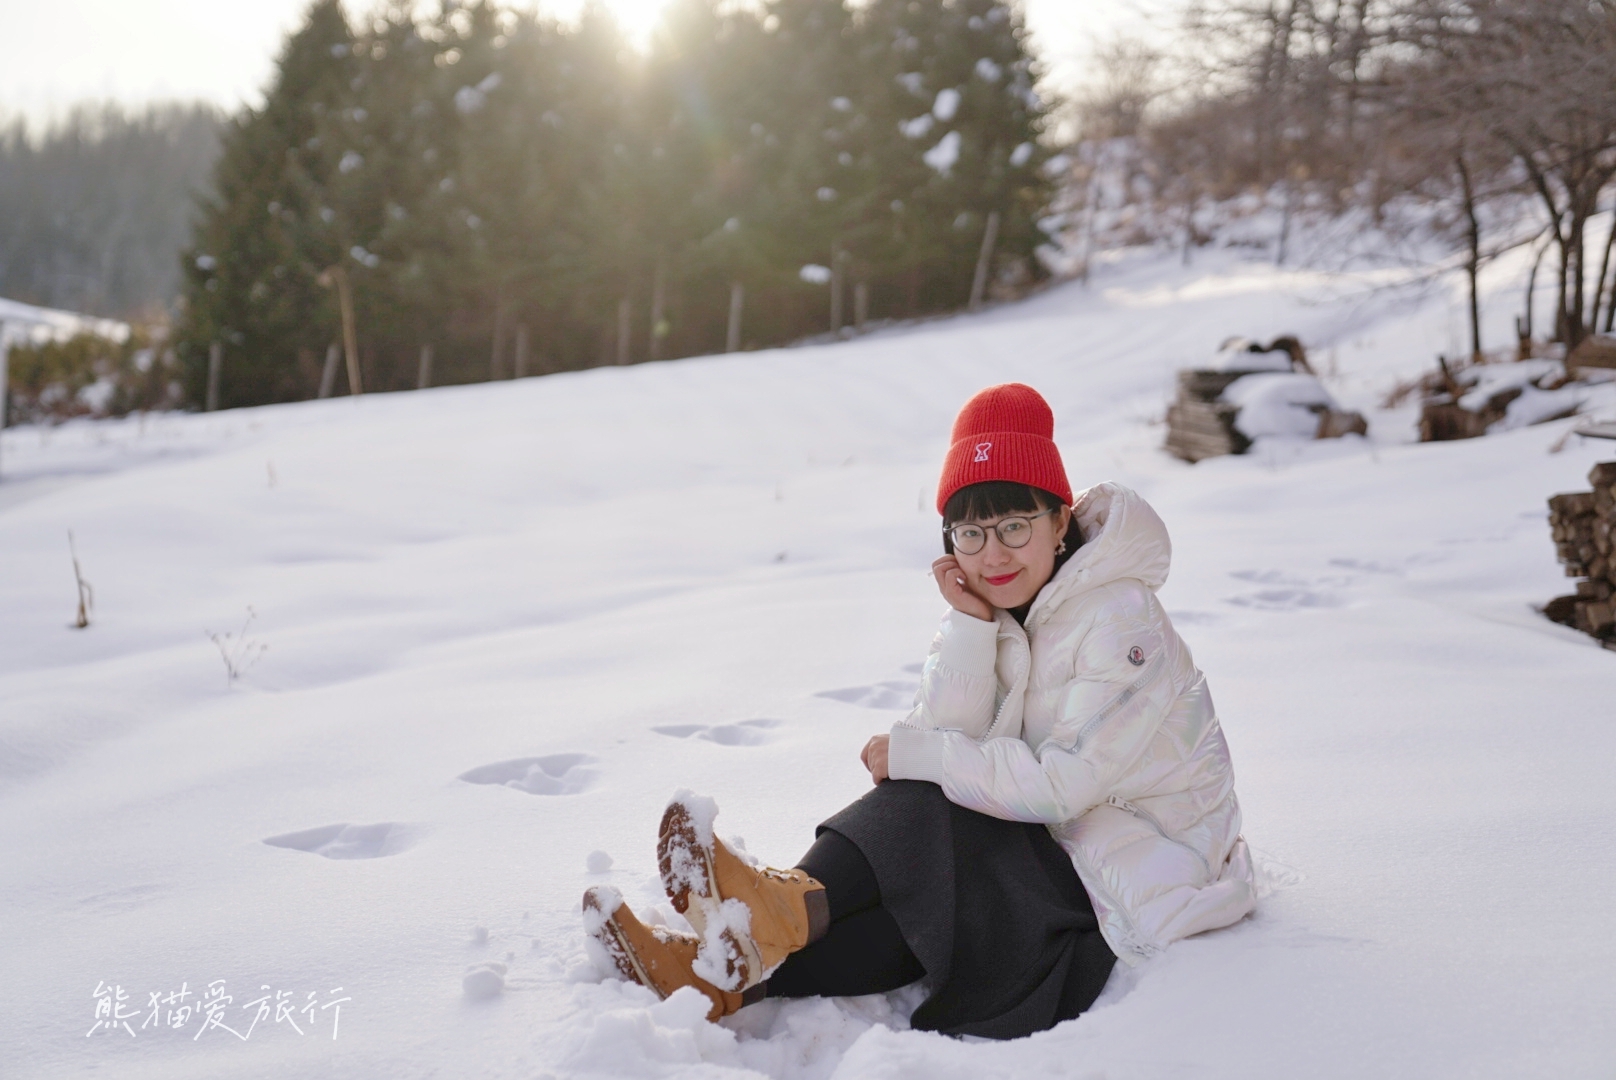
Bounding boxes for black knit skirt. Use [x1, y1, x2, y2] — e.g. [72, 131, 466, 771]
[817, 779, 1116, 1039]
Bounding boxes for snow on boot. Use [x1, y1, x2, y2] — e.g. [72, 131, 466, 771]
[657, 791, 830, 992]
[580, 886, 747, 1022]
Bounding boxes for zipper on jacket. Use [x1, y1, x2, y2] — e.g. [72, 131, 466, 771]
[1106, 795, 1213, 880]
[1073, 652, 1165, 749]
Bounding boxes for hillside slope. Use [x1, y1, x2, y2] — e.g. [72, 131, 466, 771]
[2, 241, 1613, 1079]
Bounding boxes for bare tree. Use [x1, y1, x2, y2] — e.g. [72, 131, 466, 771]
[1398, 0, 1616, 349]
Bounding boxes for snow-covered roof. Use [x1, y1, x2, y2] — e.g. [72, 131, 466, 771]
[0, 296, 130, 351]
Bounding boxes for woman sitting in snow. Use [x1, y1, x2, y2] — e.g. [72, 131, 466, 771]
[584, 383, 1255, 1039]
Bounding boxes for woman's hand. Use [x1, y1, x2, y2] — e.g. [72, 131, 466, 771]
[861, 734, 891, 784]
[932, 555, 994, 622]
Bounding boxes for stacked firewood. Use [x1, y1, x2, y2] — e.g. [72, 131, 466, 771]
[1164, 370, 1253, 462]
[1165, 336, 1367, 463]
[1544, 460, 1616, 649]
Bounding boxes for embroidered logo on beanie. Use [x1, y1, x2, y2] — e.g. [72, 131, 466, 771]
[974, 442, 992, 462]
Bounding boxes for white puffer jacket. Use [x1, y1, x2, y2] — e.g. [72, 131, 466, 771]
[887, 482, 1255, 965]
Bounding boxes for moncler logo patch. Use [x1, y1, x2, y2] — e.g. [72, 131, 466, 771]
[974, 442, 992, 462]
[1128, 646, 1146, 666]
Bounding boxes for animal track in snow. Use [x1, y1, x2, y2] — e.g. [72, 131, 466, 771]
[458, 753, 598, 795]
[262, 822, 418, 860]
[651, 719, 782, 746]
[816, 680, 919, 710]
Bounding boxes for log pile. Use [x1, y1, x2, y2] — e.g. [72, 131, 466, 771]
[1165, 370, 1254, 462]
[1165, 335, 1367, 463]
[1414, 355, 1579, 442]
[1544, 460, 1616, 649]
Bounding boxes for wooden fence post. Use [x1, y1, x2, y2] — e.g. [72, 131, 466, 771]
[206, 342, 222, 411]
[417, 343, 433, 390]
[969, 210, 1000, 312]
[616, 298, 632, 365]
[318, 343, 340, 399]
[514, 324, 529, 379]
[727, 281, 744, 353]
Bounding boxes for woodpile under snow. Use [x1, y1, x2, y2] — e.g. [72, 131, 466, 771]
[1404, 339, 1616, 443]
[1545, 461, 1616, 650]
[1165, 336, 1367, 463]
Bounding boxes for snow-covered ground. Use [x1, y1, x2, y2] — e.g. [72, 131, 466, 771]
[3, 239, 1614, 1080]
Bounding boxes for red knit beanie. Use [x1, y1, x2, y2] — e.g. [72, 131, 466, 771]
[936, 383, 1072, 514]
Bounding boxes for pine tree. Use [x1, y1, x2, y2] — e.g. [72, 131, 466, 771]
[178, 0, 357, 406]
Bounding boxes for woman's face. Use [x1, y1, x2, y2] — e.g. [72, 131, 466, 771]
[951, 505, 1073, 610]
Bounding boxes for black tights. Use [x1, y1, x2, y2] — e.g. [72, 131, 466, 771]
[763, 829, 925, 999]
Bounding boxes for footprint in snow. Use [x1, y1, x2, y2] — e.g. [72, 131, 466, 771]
[1224, 588, 1339, 611]
[815, 681, 919, 710]
[262, 822, 419, 860]
[652, 719, 782, 746]
[1224, 570, 1340, 611]
[459, 753, 598, 795]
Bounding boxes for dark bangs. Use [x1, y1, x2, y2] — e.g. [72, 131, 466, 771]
[943, 481, 1058, 526]
[941, 481, 1084, 562]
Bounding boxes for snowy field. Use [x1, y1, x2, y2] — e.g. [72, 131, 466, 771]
[3, 239, 1614, 1080]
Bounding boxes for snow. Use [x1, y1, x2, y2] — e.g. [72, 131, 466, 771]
[1206, 336, 1295, 373]
[4, 233, 1616, 1079]
[1221, 372, 1339, 440]
[931, 88, 960, 122]
[922, 131, 961, 175]
[898, 114, 934, 140]
[0, 295, 129, 350]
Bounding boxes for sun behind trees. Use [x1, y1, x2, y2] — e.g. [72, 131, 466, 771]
[177, 0, 1052, 408]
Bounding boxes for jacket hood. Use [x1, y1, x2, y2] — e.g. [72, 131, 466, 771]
[1027, 482, 1172, 626]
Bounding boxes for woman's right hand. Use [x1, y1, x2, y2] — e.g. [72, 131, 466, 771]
[932, 555, 994, 622]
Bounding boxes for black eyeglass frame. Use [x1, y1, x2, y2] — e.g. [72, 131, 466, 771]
[943, 507, 1058, 555]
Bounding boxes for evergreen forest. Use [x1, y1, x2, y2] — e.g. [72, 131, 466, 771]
[176, 0, 1052, 408]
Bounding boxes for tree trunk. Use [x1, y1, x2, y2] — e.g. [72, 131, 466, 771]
[830, 245, 844, 333]
[649, 253, 668, 361]
[0, 336, 8, 476]
[489, 282, 505, 381]
[854, 281, 869, 331]
[1456, 154, 1483, 361]
[206, 342, 222, 411]
[616, 298, 631, 365]
[319, 342, 340, 398]
[417, 343, 433, 390]
[514, 323, 529, 379]
[726, 281, 744, 353]
[969, 210, 1000, 311]
[1592, 201, 1616, 335]
[333, 265, 362, 396]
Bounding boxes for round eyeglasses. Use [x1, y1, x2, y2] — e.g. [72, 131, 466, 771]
[944, 508, 1057, 555]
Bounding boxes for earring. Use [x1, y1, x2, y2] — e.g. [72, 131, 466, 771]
[1056, 540, 1068, 555]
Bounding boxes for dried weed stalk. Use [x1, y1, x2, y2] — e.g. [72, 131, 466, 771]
[67, 530, 93, 629]
[207, 606, 268, 686]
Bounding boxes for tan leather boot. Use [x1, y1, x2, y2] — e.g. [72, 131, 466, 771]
[581, 886, 752, 1022]
[657, 794, 830, 992]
